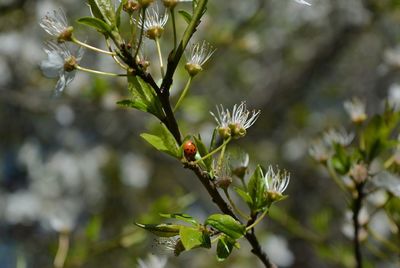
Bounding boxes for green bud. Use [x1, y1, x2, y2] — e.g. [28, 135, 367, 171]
[185, 63, 202, 77]
[229, 123, 246, 139]
[218, 127, 231, 140]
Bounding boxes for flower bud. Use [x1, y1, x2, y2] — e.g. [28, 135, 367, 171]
[215, 176, 232, 190]
[349, 163, 368, 184]
[185, 63, 202, 77]
[138, 0, 154, 8]
[123, 0, 140, 13]
[63, 56, 77, 72]
[218, 127, 231, 140]
[146, 27, 163, 40]
[229, 123, 246, 139]
[163, 0, 178, 8]
[57, 26, 73, 43]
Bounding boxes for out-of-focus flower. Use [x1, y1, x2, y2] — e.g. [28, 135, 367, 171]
[344, 98, 367, 124]
[137, 6, 168, 40]
[157, 237, 185, 256]
[323, 128, 354, 147]
[349, 163, 368, 184]
[40, 41, 84, 95]
[39, 9, 73, 42]
[388, 83, 400, 111]
[213, 158, 232, 189]
[137, 254, 167, 268]
[162, 0, 192, 9]
[211, 102, 260, 139]
[184, 41, 215, 76]
[263, 165, 290, 202]
[309, 139, 331, 164]
[231, 151, 249, 179]
[294, 0, 311, 6]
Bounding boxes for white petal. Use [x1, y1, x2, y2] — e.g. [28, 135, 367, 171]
[54, 75, 67, 96]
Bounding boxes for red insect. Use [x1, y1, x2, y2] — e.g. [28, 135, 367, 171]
[183, 140, 197, 161]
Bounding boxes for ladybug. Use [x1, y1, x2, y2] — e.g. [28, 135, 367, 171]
[183, 140, 197, 161]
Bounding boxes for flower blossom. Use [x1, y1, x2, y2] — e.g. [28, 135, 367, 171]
[211, 102, 260, 139]
[137, 6, 168, 40]
[40, 41, 84, 95]
[137, 254, 167, 268]
[343, 98, 367, 124]
[264, 166, 290, 195]
[323, 128, 354, 147]
[185, 41, 215, 76]
[294, 0, 311, 6]
[39, 8, 73, 42]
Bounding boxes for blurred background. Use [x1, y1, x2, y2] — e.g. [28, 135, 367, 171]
[1, 0, 399, 267]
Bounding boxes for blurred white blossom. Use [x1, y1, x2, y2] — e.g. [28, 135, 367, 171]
[137, 254, 167, 268]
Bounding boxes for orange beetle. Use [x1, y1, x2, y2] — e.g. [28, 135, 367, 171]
[183, 140, 197, 161]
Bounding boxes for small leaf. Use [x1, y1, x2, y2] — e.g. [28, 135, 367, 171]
[179, 226, 205, 250]
[216, 236, 236, 261]
[178, 10, 192, 24]
[372, 171, 400, 197]
[125, 75, 164, 119]
[135, 223, 181, 237]
[77, 17, 112, 35]
[115, 1, 123, 28]
[89, 0, 116, 25]
[247, 165, 267, 212]
[140, 123, 181, 158]
[234, 187, 253, 207]
[205, 214, 245, 240]
[159, 213, 199, 226]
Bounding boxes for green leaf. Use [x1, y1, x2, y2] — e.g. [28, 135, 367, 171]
[205, 214, 245, 240]
[179, 226, 207, 250]
[135, 223, 181, 237]
[159, 213, 199, 226]
[121, 75, 164, 119]
[247, 165, 267, 212]
[85, 215, 102, 242]
[140, 123, 181, 158]
[193, 135, 212, 170]
[234, 187, 252, 207]
[88, 0, 116, 25]
[77, 17, 112, 35]
[178, 10, 192, 24]
[115, 1, 123, 28]
[216, 236, 237, 261]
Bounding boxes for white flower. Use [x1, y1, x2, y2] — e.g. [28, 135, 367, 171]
[39, 9, 73, 42]
[137, 254, 167, 268]
[388, 83, 400, 110]
[263, 165, 290, 196]
[309, 139, 331, 163]
[323, 128, 354, 147]
[343, 98, 367, 123]
[40, 41, 84, 95]
[185, 41, 215, 76]
[294, 0, 311, 6]
[210, 101, 260, 139]
[137, 6, 168, 40]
